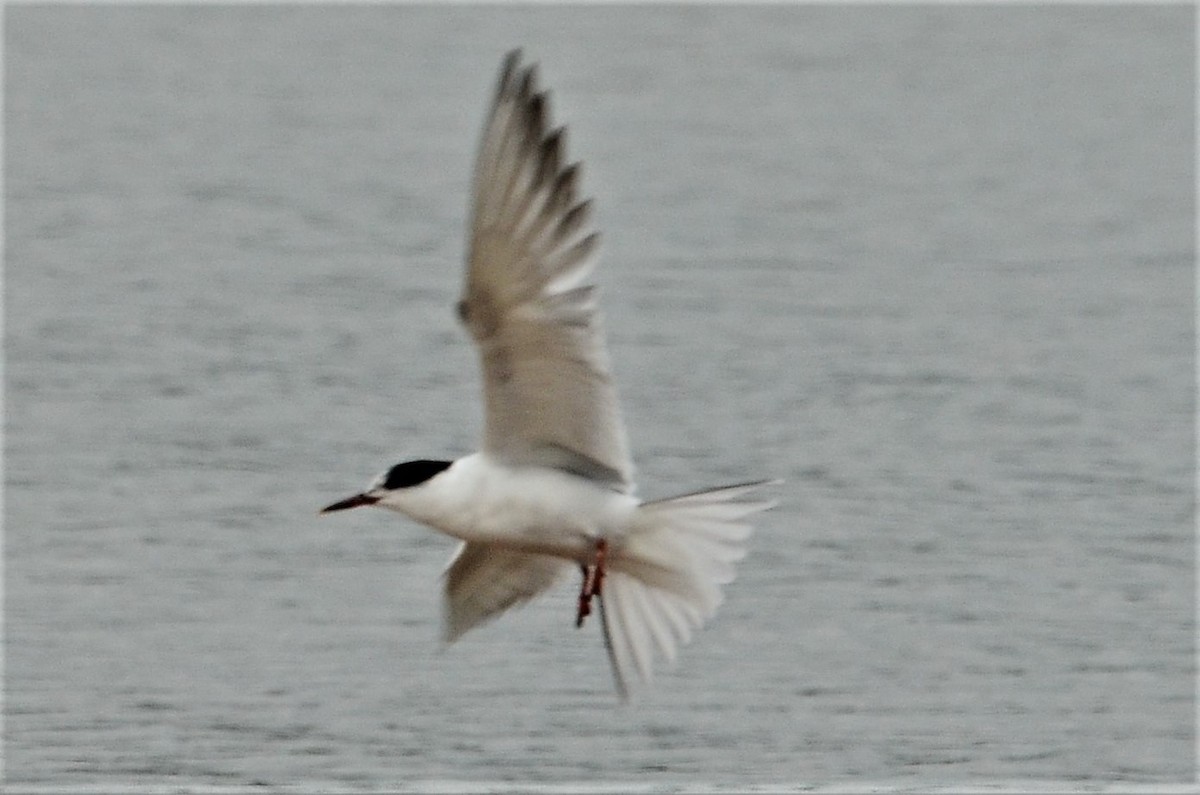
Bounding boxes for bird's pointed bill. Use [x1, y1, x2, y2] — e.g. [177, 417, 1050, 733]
[320, 493, 380, 513]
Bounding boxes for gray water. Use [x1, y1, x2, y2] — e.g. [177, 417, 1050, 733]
[4, 5, 1194, 791]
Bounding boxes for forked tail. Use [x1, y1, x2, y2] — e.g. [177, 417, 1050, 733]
[598, 479, 779, 700]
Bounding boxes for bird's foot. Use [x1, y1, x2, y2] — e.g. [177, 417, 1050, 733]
[574, 539, 608, 628]
[575, 564, 592, 627]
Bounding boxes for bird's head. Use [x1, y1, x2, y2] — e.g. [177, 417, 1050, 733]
[320, 459, 454, 514]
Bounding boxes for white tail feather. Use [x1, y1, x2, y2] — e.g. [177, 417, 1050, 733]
[599, 479, 779, 700]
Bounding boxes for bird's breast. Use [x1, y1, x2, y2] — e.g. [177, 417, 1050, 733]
[423, 455, 638, 561]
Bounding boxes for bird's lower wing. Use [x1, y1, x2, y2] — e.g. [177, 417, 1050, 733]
[442, 541, 570, 643]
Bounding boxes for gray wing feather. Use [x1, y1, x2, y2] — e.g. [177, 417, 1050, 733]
[459, 49, 634, 491]
[442, 541, 569, 643]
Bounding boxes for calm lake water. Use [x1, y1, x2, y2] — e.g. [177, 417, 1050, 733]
[5, 5, 1194, 791]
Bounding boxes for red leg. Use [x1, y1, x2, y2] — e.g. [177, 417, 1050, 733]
[575, 563, 594, 628]
[574, 539, 609, 629]
[592, 538, 608, 598]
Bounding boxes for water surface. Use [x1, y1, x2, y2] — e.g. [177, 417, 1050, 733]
[5, 5, 1194, 790]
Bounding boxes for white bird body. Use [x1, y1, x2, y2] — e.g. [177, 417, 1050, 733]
[322, 49, 778, 700]
[375, 452, 638, 559]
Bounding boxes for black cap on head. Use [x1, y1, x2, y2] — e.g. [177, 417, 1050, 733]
[383, 459, 453, 490]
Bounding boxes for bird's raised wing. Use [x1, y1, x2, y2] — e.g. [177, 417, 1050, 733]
[442, 541, 570, 643]
[457, 49, 634, 491]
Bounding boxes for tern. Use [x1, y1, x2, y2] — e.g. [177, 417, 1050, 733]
[322, 49, 778, 700]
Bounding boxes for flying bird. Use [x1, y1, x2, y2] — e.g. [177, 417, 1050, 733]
[322, 49, 778, 700]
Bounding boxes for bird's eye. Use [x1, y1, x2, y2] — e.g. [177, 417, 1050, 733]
[383, 459, 452, 490]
